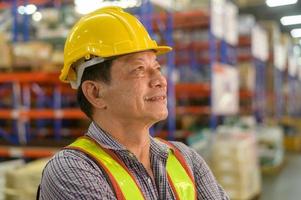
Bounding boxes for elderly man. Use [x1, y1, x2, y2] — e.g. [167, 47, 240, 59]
[38, 6, 229, 200]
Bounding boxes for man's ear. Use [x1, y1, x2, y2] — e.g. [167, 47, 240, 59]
[81, 80, 107, 109]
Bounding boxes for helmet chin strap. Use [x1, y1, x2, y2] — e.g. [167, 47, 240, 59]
[70, 57, 105, 89]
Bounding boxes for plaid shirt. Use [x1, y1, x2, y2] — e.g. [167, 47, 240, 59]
[39, 122, 229, 200]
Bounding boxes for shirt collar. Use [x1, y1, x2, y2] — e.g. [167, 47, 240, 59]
[86, 122, 170, 158]
[86, 122, 126, 151]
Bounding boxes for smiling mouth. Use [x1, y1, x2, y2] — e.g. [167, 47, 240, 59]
[144, 95, 166, 102]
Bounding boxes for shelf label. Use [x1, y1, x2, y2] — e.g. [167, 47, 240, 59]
[54, 110, 63, 118]
[212, 63, 239, 115]
[9, 148, 23, 157]
[252, 25, 269, 61]
[11, 110, 19, 119]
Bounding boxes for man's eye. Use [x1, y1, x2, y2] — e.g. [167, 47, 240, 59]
[134, 66, 144, 72]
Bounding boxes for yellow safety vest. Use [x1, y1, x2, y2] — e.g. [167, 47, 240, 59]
[67, 136, 196, 200]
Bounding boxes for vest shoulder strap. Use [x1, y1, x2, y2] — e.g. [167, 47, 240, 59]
[156, 138, 197, 200]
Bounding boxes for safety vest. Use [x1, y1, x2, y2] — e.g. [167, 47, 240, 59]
[66, 136, 196, 200]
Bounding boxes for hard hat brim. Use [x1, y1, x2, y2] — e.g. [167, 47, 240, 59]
[153, 45, 173, 55]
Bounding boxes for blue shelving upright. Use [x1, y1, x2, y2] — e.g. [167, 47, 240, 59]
[253, 58, 266, 123]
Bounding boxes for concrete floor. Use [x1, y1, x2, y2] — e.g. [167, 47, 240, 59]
[261, 153, 301, 200]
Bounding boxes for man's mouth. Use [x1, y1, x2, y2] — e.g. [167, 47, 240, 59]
[144, 95, 166, 102]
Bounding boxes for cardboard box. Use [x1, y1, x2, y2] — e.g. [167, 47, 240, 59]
[0, 34, 13, 70]
[12, 42, 53, 70]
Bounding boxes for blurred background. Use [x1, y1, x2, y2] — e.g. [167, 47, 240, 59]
[0, 0, 301, 199]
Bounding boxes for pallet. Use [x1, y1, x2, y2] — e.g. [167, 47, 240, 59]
[261, 158, 286, 175]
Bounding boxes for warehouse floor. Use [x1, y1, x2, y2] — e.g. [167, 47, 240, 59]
[261, 152, 301, 200]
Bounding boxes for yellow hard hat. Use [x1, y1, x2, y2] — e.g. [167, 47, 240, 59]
[60, 6, 172, 88]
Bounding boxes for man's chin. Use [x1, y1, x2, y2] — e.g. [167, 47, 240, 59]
[152, 111, 168, 123]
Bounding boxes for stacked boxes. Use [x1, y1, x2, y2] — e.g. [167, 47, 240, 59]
[211, 133, 261, 200]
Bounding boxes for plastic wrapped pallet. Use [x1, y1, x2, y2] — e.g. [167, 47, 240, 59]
[0, 160, 25, 200]
[256, 126, 284, 168]
[4, 158, 49, 200]
[211, 132, 261, 200]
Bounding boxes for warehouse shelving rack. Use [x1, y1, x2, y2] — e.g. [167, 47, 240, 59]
[0, 72, 86, 145]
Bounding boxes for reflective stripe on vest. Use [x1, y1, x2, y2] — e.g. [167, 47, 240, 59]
[159, 139, 197, 200]
[67, 136, 196, 200]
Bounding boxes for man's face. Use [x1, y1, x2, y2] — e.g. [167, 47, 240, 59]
[101, 51, 168, 125]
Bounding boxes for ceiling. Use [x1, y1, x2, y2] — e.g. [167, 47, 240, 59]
[237, 0, 301, 34]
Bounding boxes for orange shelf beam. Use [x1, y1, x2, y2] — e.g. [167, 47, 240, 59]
[0, 109, 86, 119]
[0, 146, 57, 158]
[240, 89, 253, 99]
[176, 83, 210, 98]
[0, 72, 61, 83]
[238, 36, 251, 47]
[152, 10, 209, 31]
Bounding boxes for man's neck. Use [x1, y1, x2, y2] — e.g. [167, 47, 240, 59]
[93, 118, 152, 162]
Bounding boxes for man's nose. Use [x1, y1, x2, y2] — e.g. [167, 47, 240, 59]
[149, 70, 167, 88]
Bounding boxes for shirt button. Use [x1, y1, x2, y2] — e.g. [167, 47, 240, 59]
[147, 178, 152, 184]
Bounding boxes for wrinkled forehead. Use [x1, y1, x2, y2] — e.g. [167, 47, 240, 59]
[114, 50, 157, 65]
